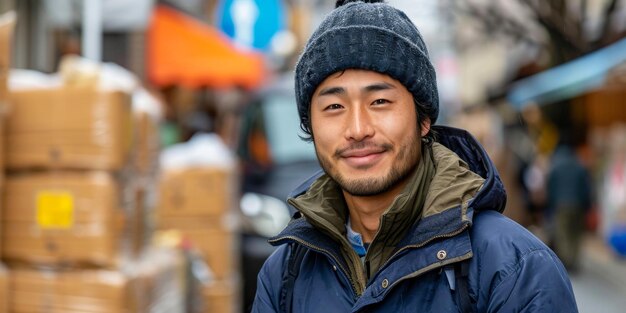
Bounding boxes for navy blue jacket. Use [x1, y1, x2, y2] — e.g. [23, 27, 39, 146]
[252, 126, 578, 312]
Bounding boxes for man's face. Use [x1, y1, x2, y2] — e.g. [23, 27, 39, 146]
[310, 69, 430, 196]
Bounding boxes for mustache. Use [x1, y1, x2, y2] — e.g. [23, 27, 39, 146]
[334, 141, 393, 158]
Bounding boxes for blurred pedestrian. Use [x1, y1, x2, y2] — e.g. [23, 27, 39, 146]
[252, 0, 578, 312]
[547, 137, 592, 272]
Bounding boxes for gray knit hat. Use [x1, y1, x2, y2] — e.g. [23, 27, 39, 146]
[295, 0, 439, 135]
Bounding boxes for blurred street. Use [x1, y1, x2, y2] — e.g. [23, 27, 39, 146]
[574, 235, 626, 313]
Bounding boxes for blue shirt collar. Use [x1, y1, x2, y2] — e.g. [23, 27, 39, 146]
[347, 218, 367, 257]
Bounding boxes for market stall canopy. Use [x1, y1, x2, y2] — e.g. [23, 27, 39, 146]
[507, 37, 626, 109]
[147, 5, 265, 90]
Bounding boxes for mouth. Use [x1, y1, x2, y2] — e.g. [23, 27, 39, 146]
[338, 146, 387, 168]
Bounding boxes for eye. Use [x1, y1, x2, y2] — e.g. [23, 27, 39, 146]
[324, 103, 343, 111]
[372, 99, 390, 105]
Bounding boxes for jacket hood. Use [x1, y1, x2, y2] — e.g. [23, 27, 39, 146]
[431, 125, 506, 214]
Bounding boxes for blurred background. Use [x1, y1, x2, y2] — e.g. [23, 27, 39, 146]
[0, 0, 625, 312]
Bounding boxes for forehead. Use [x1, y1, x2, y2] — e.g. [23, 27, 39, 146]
[321, 69, 398, 85]
[313, 69, 412, 98]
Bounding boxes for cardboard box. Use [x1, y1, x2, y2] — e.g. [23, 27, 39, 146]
[0, 12, 15, 105]
[157, 218, 236, 280]
[157, 168, 235, 217]
[8, 267, 143, 313]
[2, 172, 128, 267]
[6, 248, 186, 313]
[6, 88, 133, 171]
[0, 264, 7, 313]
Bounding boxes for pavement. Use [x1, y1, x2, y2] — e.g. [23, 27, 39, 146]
[580, 234, 626, 294]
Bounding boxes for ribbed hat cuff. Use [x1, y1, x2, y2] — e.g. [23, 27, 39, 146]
[296, 25, 439, 124]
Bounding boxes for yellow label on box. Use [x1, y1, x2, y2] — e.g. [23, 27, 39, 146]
[36, 192, 74, 229]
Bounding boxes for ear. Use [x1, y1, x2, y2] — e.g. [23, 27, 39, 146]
[420, 117, 431, 137]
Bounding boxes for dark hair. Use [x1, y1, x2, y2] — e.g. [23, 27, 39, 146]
[299, 98, 436, 144]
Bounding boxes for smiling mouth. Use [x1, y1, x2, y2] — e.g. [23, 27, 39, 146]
[337, 145, 390, 168]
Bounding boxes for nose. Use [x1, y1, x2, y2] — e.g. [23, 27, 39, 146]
[344, 105, 374, 141]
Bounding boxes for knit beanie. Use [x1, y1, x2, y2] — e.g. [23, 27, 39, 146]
[295, 0, 439, 130]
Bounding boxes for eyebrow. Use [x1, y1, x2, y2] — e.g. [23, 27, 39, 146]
[317, 86, 346, 97]
[363, 82, 396, 93]
[317, 82, 396, 97]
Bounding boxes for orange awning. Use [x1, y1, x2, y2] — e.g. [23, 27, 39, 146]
[147, 5, 265, 90]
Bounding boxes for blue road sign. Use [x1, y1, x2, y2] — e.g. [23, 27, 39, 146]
[217, 0, 286, 51]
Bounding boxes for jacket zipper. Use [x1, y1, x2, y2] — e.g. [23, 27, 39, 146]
[269, 235, 361, 296]
[373, 223, 470, 288]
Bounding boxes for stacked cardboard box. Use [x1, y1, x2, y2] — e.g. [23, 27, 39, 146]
[6, 88, 133, 171]
[0, 81, 172, 311]
[2, 88, 137, 267]
[156, 166, 240, 313]
[3, 172, 127, 267]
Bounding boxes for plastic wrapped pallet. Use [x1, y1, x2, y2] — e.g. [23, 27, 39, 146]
[1, 171, 138, 268]
[6, 87, 133, 171]
[156, 134, 239, 280]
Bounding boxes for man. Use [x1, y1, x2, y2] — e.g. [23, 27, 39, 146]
[546, 138, 592, 272]
[252, 1, 578, 312]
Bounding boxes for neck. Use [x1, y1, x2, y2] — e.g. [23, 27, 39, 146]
[343, 180, 409, 243]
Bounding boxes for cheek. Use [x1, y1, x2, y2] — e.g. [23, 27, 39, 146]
[311, 115, 336, 153]
[379, 109, 417, 138]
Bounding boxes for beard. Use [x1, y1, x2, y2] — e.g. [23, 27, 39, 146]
[316, 133, 422, 197]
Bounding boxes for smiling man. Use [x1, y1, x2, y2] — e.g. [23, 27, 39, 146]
[252, 1, 578, 312]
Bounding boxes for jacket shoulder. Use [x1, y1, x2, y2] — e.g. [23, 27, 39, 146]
[471, 210, 549, 253]
[469, 210, 577, 312]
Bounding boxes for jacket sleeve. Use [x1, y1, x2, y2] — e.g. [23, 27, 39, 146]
[251, 245, 290, 313]
[485, 248, 578, 313]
